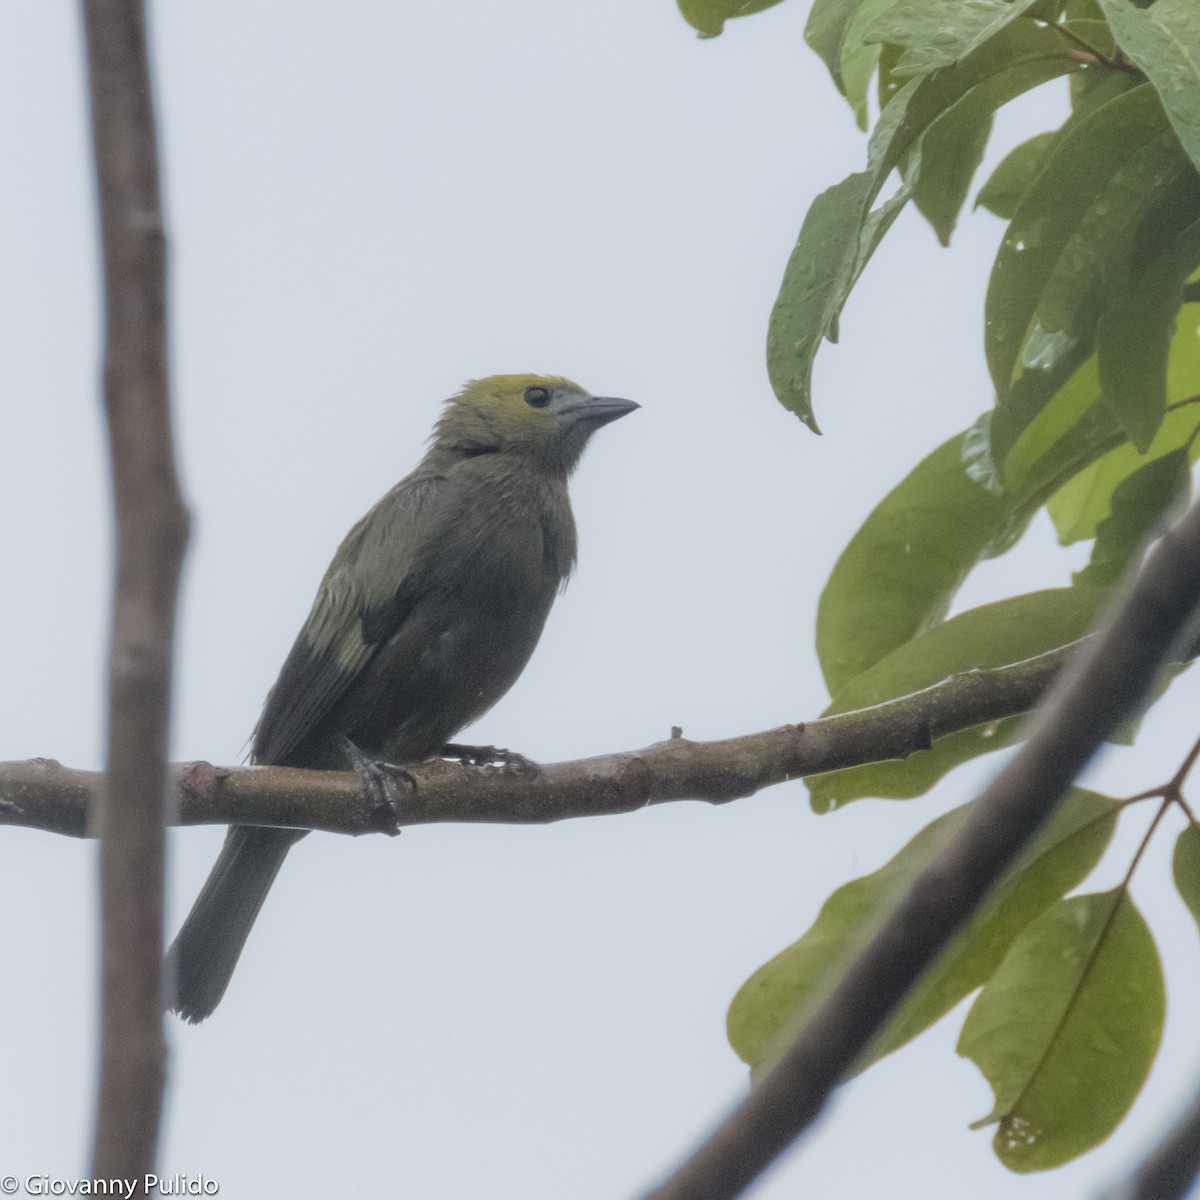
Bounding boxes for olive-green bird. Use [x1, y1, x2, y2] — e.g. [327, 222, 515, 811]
[168, 375, 637, 1022]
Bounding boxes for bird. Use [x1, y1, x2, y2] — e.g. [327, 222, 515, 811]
[167, 374, 638, 1022]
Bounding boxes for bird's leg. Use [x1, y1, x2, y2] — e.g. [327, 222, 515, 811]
[441, 742, 539, 773]
[340, 736, 414, 834]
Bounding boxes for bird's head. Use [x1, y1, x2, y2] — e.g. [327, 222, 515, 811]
[434, 374, 638, 475]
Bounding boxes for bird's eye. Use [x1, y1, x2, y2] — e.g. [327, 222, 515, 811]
[524, 385, 551, 408]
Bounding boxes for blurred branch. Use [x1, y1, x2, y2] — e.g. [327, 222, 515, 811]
[80, 0, 188, 1185]
[639, 499, 1200, 1200]
[1, 640, 1085, 838]
[1098, 1082, 1200, 1200]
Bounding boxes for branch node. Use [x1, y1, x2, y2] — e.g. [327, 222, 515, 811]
[617, 756, 654, 809]
[178, 760, 230, 800]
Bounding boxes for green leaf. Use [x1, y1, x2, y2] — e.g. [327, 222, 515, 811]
[816, 432, 1007, 694]
[809, 587, 1109, 809]
[1059, 17, 1118, 61]
[1001, 354, 1105, 494]
[985, 76, 1150, 471]
[869, 790, 1119, 1066]
[805, 0, 869, 90]
[985, 84, 1175, 397]
[767, 74, 926, 428]
[1048, 404, 1200, 545]
[728, 790, 1119, 1073]
[1039, 130, 1187, 336]
[1004, 293, 1200, 507]
[913, 97, 994, 245]
[854, 0, 907, 129]
[678, 0, 787, 37]
[1034, 303, 1200, 542]
[767, 171, 876, 431]
[889, 21, 1081, 185]
[865, 0, 1040, 78]
[1173, 822, 1200, 936]
[1098, 217, 1200, 451]
[815, 405, 1132, 700]
[821, 378, 1193, 723]
[1076, 448, 1191, 587]
[805, 0, 902, 127]
[991, 328, 1100, 480]
[976, 132, 1056, 220]
[1098, 0, 1200, 174]
[771, 21, 1081, 426]
[767, 66, 929, 429]
[876, 36, 907, 112]
[1166, 298, 1200, 396]
[959, 891, 1165, 1172]
[1069, 39, 1139, 110]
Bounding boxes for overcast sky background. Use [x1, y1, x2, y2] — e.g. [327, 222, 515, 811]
[3, 2, 1200, 1197]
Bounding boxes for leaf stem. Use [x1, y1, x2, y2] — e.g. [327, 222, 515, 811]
[1049, 22, 1116, 68]
[1125, 728, 1200, 815]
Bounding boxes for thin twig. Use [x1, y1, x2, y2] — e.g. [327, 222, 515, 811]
[80, 0, 188, 1184]
[640, 496, 1200, 1200]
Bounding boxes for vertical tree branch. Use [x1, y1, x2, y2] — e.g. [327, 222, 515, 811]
[642, 498, 1200, 1200]
[80, 0, 188, 1180]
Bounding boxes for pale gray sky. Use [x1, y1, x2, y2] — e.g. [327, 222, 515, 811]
[3, 2, 1199, 1198]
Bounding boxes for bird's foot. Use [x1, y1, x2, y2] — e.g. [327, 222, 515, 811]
[441, 742, 539, 773]
[341, 737, 413, 835]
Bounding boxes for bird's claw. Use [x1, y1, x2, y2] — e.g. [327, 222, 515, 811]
[341, 737, 411, 835]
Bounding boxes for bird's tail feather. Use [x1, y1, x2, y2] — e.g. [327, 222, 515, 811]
[166, 825, 304, 1023]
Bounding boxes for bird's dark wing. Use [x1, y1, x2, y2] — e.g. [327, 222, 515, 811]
[251, 471, 446, 766]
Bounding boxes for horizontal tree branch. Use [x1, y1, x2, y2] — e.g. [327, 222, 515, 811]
[0, 641, 1085, 839]
[640, 500, 1200, 1200]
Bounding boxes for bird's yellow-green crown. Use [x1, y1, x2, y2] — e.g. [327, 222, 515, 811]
[434, 374, 587, 443]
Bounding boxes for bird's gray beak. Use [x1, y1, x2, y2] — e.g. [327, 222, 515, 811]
[576, 395, 640, 427]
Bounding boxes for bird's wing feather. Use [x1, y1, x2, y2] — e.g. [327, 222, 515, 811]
[251, 470, 447, 766]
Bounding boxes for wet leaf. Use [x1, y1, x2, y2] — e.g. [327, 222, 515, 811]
[806, 0, 899, 128]
[914, 95, 994, 245]
[1038, 129, 1187, 345]
[959, 891, 1164, 1172]
[1034, 303, 1200, 541]
[767, 171, 876, 431]
[728, 791, 1119, 1073]
[976, 132, 1056, 219]
[984, 84, 1173, 397]
[865, 0, 1040, 78]
[805, 0, 870, 90]
[771, 21, 1080, 426]
[1098, 0, 1200, 174]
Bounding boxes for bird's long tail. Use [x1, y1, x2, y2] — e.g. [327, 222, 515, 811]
[166, 825, 306, 1023]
